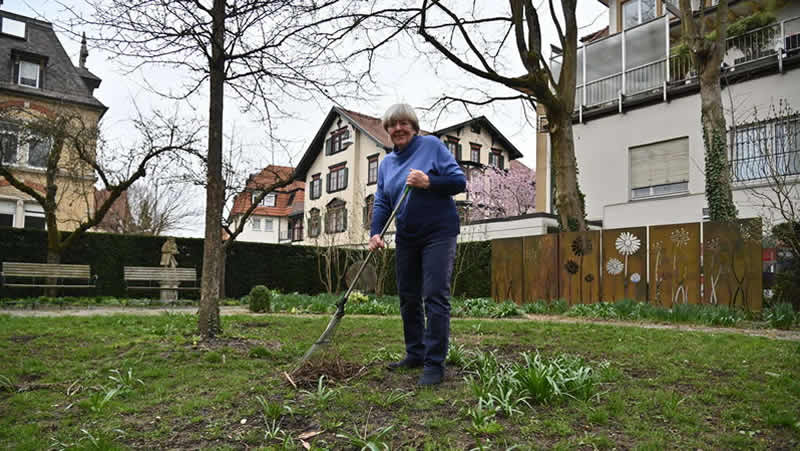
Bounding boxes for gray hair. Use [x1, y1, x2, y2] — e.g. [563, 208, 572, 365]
[382, 103, 420, 133]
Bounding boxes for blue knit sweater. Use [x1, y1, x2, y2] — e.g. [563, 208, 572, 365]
[370, 135, 466, 245]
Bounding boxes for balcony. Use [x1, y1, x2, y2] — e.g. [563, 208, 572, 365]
[551, 14, 800, 116]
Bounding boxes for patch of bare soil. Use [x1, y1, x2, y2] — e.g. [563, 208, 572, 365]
[189, 336, 278, 354]
[9, 334, 40, 343]
[290, 355, 365, 388]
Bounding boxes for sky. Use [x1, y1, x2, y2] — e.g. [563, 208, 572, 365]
[7, 1, 608, 237]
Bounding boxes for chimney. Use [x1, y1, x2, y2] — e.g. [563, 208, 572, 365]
[79, 33, 89, 69]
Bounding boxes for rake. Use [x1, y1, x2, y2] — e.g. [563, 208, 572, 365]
[294, 185, 411, 369]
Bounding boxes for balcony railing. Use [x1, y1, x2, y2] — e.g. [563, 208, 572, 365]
[551, 14, 800, 113]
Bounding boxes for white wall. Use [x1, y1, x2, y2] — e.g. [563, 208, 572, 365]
[572, 69, 800, 229]
[234, 214, 285, 243]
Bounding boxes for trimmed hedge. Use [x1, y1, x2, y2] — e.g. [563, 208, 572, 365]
[0, 228, 491, 299]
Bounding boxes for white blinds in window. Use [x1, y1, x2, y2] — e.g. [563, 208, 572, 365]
[630, 137, 689, 189]
[0, 200, 15, 214]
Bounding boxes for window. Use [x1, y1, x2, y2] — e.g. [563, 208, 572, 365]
[308, 208, 321, 237]
[251, 217, 261, 231]
[731, 116, 800, 182]
[0, 200, 15, 227]
[488, 151, 504, 170]
[367, 156, 378, 185]
[290, 217, 304, 241]
[0, 126, 18, 165]
[27, 137, 49, 167]
[310, 174, 322, 200]
[23, 203, 45, 230]
[630, 137, 689, 199]
[1, 17, 26, 38]
[263, 218, 273, 232]
[470, 143, 481, 163]
[445, 138, 461, 160]
[622, 0, 656, 29]
[363, 194, 374, 229]
[325, 128, 351, 156]
[325, 199, 347, 234]
[18, 61, 40, 88]
[327, 165, 348, 193]
[0, 123, 50, 168]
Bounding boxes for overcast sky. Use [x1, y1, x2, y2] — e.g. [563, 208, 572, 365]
[8, 1, 607, 237]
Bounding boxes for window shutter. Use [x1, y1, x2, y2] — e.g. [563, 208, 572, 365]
[630, 138, 689, 189]
[499, 155, 505, 170]
[343, 167, 348, 189]
[343, 208, 347, 231]
[326, 173, 332, 193]
[456, 144, 462, 161]
[325, 138, 331, 156]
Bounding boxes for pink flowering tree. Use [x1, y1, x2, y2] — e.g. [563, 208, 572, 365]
[466, 162, 536, 221]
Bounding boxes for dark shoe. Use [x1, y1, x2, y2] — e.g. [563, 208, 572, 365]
[417, 367, 444, 386]
[387, 357, 423, 371]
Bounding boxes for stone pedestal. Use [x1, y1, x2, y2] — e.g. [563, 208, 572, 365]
[160, 281, 178, 303]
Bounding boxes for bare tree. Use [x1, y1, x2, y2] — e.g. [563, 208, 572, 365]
[64, 0, 419, 337]
[123, 178, 203, 235]
[672, 0, 737, 222]
[418, 0, 587, 231]
[0, 104, 200, 264]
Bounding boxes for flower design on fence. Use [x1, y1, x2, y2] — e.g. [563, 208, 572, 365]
[615, 232, 641, 256]
[584, 274, 594, 283]
[564, 260, 579, 274]
[705, 237, 720, 252]
[606, 258, 624, 275]
[630, 273, 641, 283]
[571, 237, 593, 256]
[670, 227, 690, 248]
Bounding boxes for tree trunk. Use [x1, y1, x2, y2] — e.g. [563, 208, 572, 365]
[700, 62, 738, 222]
[45, 238, 61, 297]
[198, 0, 225, 338]
[549, 112, 586, 232]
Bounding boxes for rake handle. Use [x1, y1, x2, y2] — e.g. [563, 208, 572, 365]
[335, 185, 410, 312]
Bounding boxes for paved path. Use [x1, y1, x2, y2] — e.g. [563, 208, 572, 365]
[3, 306, 799, 341]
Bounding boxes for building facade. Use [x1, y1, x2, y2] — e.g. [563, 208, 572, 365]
[228, 165, 305, 244]
[0, 10, 106, 231]
[538, 0, 800, 230]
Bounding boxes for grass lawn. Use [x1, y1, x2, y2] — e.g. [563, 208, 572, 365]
[1, 312, 799, 450]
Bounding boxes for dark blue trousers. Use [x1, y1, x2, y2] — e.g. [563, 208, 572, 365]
[395, 236, 457, 370]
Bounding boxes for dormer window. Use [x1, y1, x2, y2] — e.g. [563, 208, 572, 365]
[18, 61, 40, 88]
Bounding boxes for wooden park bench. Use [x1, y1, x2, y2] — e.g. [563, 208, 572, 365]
[123, 266, 199, 293]
[0, 262, 97, 292]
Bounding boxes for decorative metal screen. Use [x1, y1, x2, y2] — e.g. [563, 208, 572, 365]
[703, 219, 763, 310]
[601, 227, 648, 302]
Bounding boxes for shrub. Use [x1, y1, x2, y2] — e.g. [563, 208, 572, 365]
[248, 285, 272, 313]
[348, 290, 369, 305]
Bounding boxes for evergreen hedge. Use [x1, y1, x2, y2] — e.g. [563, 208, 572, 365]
[0, 228, 490, 299]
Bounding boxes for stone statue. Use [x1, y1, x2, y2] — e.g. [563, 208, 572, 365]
[160, 237, 179, 268]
